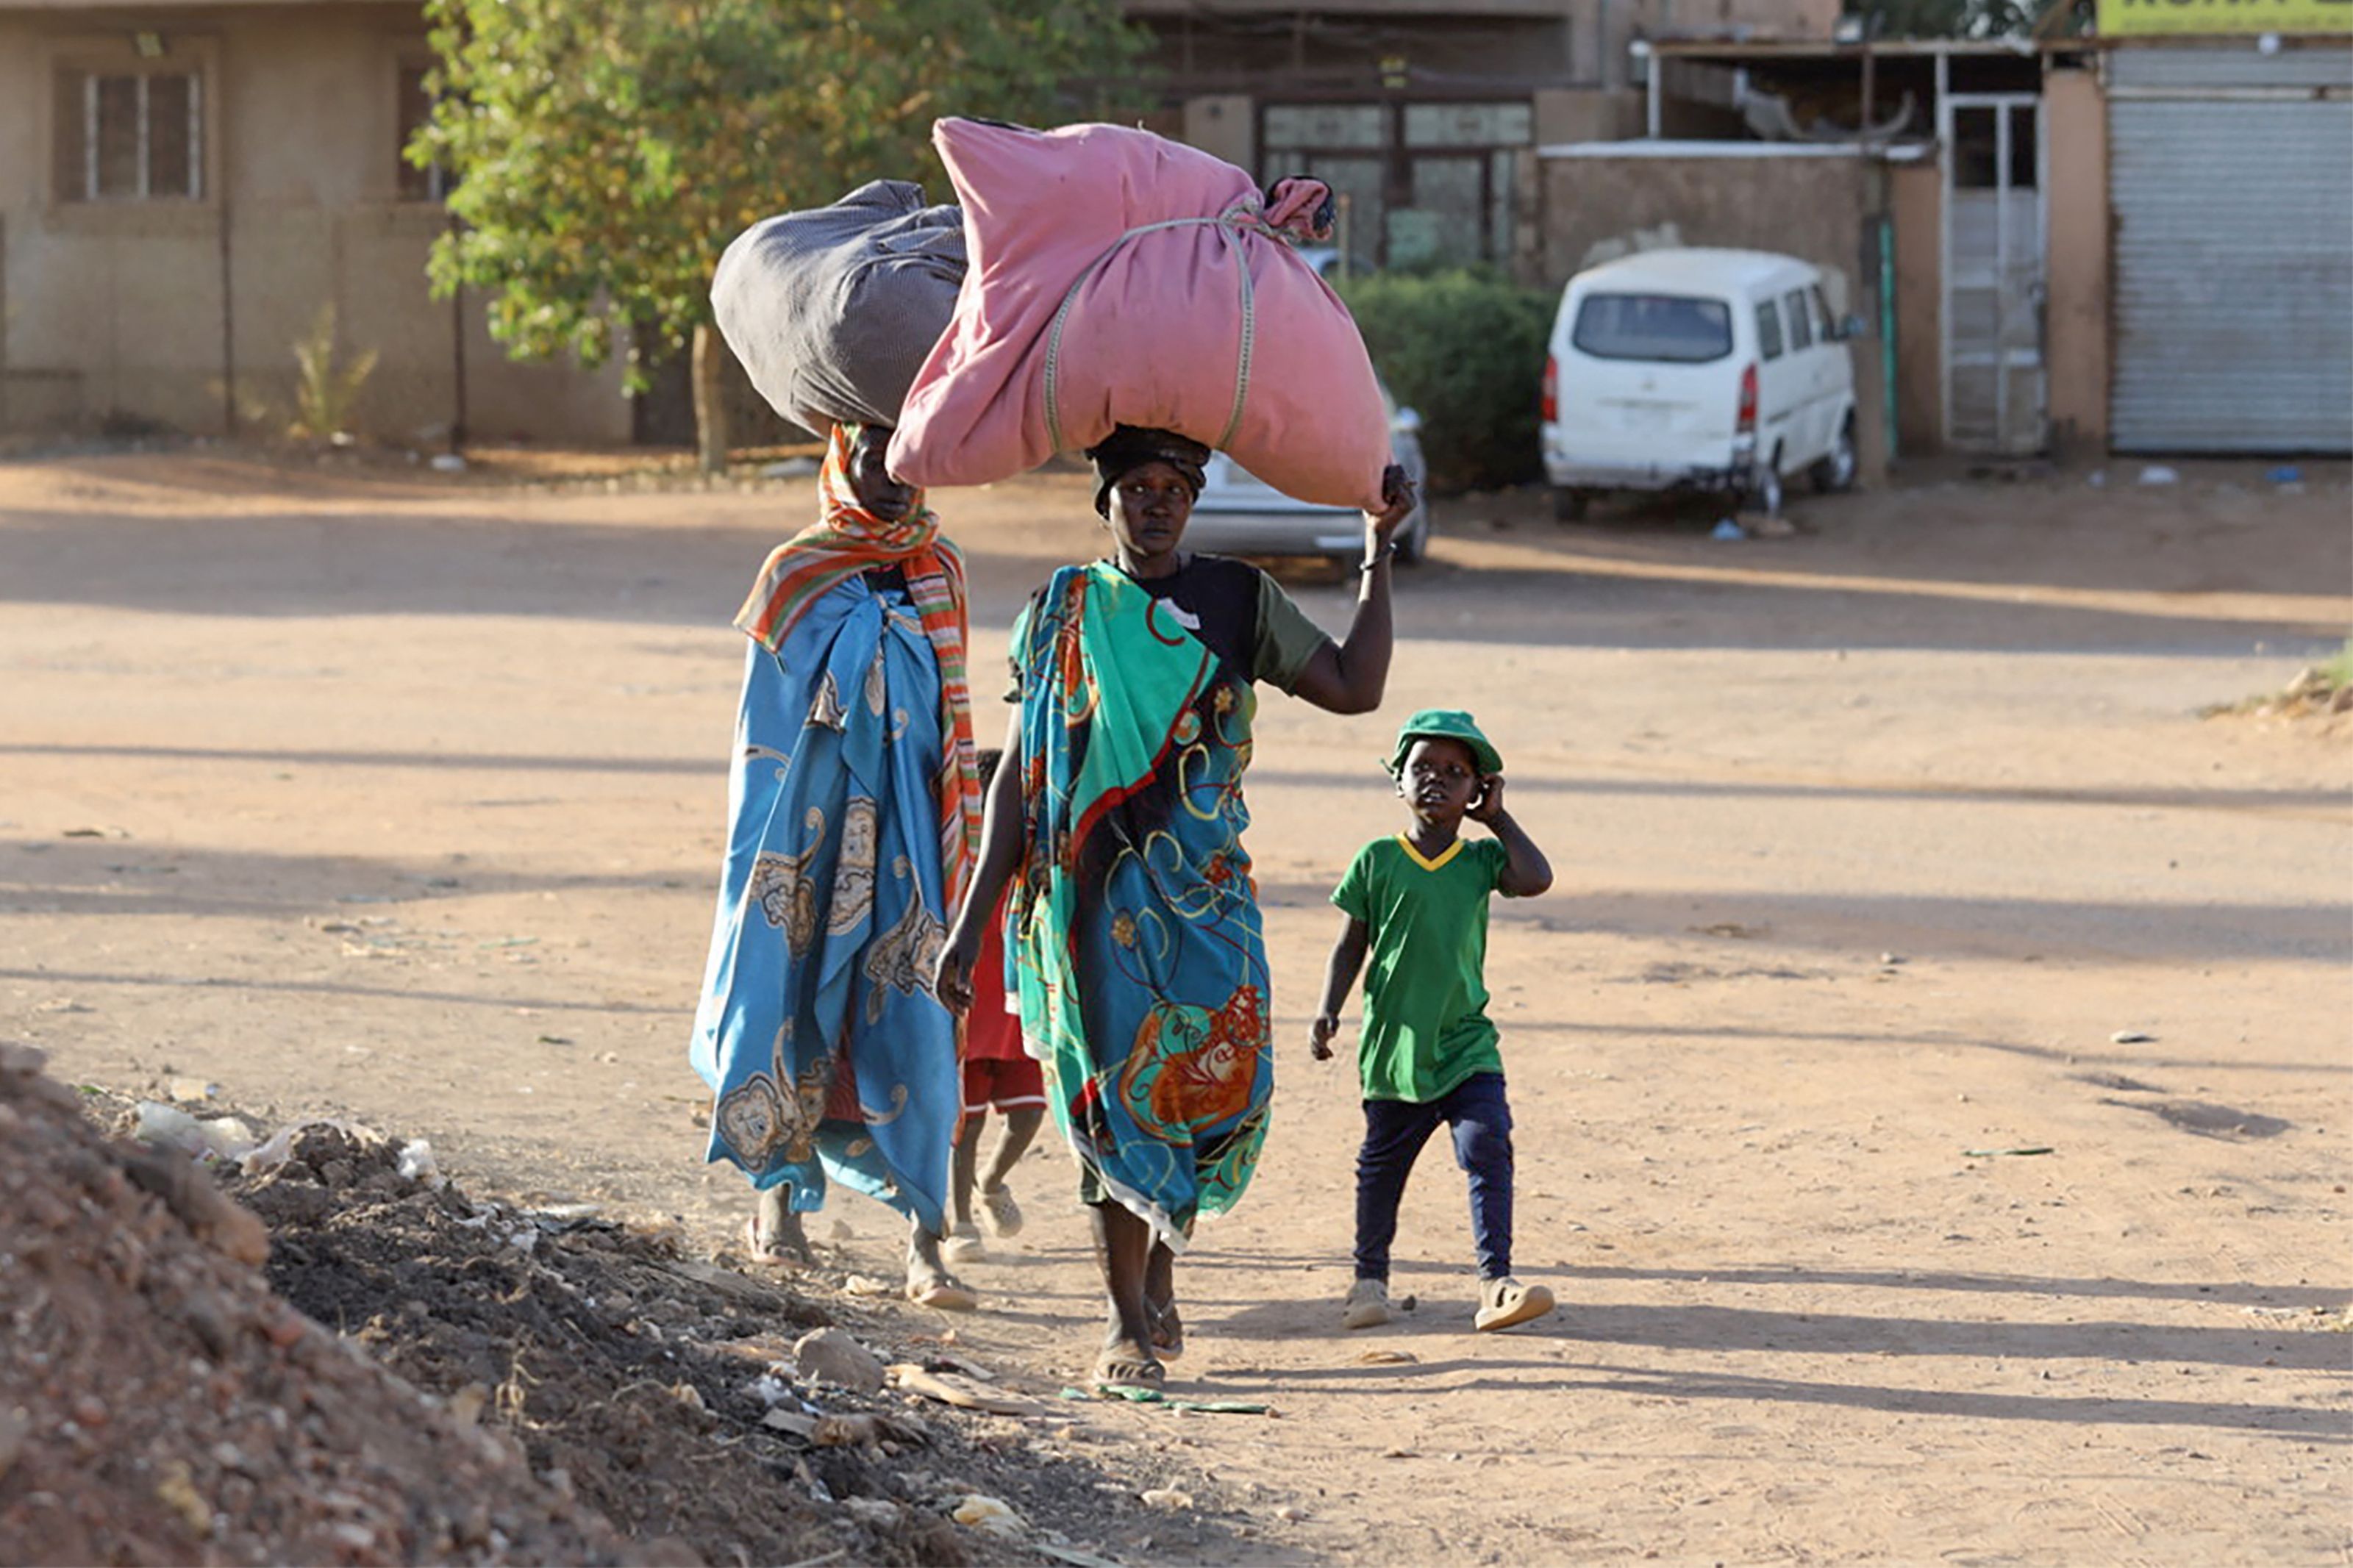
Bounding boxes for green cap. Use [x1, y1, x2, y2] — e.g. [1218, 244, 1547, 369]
[1385, 708, 1502, 778]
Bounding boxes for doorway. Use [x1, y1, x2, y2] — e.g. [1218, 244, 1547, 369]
[1939, 93, 2046, 454]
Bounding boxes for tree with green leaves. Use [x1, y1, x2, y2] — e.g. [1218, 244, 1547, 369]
[410, 0, 1147, 469]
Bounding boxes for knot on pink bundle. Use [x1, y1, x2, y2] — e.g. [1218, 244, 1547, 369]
[1263, 179, 1335, 242]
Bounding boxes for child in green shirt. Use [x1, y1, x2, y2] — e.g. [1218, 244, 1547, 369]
[1311, 709, 1556, 1333]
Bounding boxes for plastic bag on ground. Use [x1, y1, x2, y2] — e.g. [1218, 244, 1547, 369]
[888, 118, 1391, 510]
[712, 180, 966, 434]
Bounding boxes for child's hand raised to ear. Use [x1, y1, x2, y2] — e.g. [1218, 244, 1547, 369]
[1465, 774, 1507, 825]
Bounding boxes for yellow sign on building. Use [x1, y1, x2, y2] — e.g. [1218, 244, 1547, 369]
[2098, 0, 2353, 35]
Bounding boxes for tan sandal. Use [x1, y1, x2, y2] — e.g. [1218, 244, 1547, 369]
[907, 1274, 980, 1312]
[1474, 1275, 1555, 1333]
[1091, 1345, 1165, 1394]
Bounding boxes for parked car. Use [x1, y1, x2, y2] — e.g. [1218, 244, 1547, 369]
[1540, 248, 1860, 519]
[1290, 245, 1369, 281]
[1185, 382, 1433, 567]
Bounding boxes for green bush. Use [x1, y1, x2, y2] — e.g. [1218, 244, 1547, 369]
[1334, 268, 1554, 493]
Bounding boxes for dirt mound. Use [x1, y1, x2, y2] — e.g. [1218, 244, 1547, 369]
[6, 1050, 1209, 1566]
[213, 1125, 1204, 1566]
[218, 1123, 946, 1567]
[0, 1043, 629, 1564]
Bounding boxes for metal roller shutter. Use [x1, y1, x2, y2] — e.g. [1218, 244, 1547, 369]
[2108, 49, 2353, 454]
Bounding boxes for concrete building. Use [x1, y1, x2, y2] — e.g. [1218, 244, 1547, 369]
[1541, 27, 2352, 465]
[0, 0, 630, 444]
[1136, 0, 1838, 271]
[1535, 39, 2044, 473]
[0, 0, 1839, 444]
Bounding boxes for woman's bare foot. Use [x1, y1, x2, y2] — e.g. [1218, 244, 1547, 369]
[904, 1223, 979, 1311]
[746, 1187, 812, 1266]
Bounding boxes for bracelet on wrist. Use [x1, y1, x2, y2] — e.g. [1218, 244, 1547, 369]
[1359, 547, 1393, 573]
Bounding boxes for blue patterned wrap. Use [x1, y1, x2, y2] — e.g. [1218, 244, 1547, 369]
[689, 573, 957, 1236]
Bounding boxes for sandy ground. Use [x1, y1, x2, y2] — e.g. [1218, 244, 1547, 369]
[3, 448, 2348, 1566]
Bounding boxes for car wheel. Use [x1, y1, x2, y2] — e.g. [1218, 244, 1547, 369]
[1810, 418, 1857, 495]
[1393, 504, 1432, 566]
[1552, 487, 1590, 523]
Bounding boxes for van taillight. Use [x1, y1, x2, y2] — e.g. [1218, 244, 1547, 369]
[1540, 354, 1557, 423]
[1736, 363, 1758, 434]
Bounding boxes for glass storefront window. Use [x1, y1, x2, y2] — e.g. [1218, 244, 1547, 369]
[1261, 100, 1530, 270]
[1262, 154, 1385, 272]
[1263, 104, 1385, 151]
[1403, 102, 1532, 149]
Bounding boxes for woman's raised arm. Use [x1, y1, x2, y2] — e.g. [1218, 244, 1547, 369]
[1290, 465, 1418, 716]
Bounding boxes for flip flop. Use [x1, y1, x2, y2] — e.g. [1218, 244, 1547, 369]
[1091, 1347, 1166, 1395]
[907, 1274, 980, 1312]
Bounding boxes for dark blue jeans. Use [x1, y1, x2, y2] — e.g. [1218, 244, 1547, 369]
[1354, 1070, 1514, 1284]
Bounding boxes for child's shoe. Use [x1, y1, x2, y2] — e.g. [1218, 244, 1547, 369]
[1474, 1275, 1555, 1332]
[943, 1221, 987, 1265]
[979, 1183, 1024, 1238]
[1341, 1278, 1393, 1330]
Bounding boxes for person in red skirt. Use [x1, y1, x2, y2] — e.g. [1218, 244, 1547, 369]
[945, 749, 1048, 1263]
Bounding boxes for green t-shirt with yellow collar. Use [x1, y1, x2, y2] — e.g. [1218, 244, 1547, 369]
[1332, 832, 1513, 1103]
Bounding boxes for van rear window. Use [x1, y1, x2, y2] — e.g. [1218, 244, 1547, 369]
[1570, 293, 1734, 364]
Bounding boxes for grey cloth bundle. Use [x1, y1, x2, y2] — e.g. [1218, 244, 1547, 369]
[710, 180, 966, 434]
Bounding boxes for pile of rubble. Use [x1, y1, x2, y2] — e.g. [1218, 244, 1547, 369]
[2, 1045, 1233, 1565]
[0, 1042, 631, 1564]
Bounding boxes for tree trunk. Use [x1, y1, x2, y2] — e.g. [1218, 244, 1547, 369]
[691, 321, 730, 476]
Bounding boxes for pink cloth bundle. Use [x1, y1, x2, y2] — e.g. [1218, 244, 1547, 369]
[887, 118, 1391, 511]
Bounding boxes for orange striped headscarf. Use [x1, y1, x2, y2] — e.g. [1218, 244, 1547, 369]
[734, 424, 980, 901]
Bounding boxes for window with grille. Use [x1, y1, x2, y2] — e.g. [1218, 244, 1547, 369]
[53, 68, 204, 201]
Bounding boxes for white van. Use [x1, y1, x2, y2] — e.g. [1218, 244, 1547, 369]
[1540, 248, 1860, 519]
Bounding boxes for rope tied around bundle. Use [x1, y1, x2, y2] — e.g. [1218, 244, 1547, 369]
[1042, 179, 1336, 457]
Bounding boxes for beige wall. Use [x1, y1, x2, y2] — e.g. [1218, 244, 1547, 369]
[1535, 149, 1890, 480]
[1181, 96, 1254, 172]
[2041, 64, 2107, 459]
[1535, 151, 1877, 312]
[1534, 87, 1643, 146]
[0, 5, 629, 443]
[1888, 157, 1940, 457]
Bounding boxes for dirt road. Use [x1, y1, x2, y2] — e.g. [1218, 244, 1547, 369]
[4, 451, 2346, 1564]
